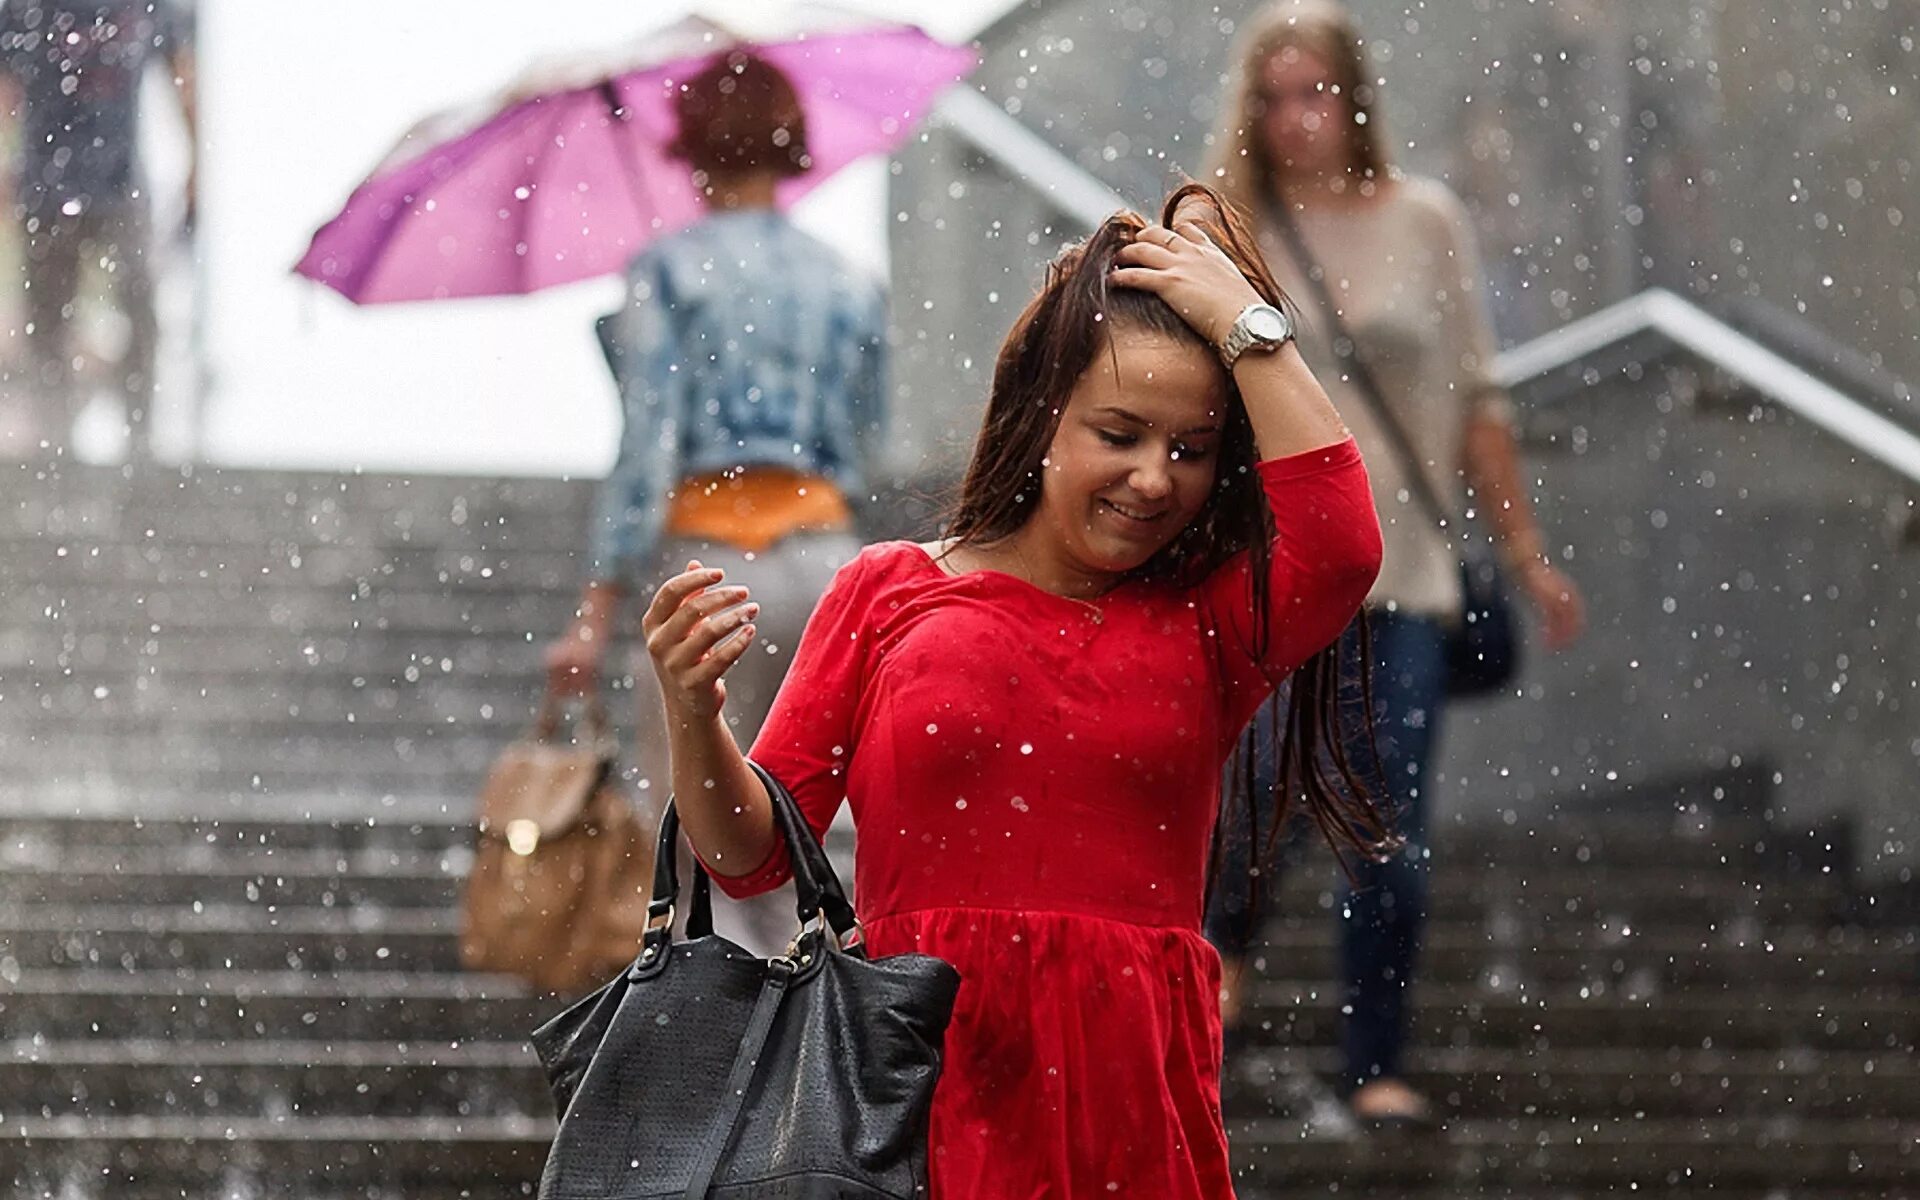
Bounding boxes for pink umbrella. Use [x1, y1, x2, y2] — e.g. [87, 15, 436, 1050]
[295, 11, 976, 305]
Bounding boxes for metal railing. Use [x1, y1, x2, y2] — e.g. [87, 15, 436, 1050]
[932, 89, 1128, 230]
[931, 90, 1920, 489]
[1493, 288, 1920, 484]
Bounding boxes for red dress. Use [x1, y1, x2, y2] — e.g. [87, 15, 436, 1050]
[712, 439, 1380, 1199]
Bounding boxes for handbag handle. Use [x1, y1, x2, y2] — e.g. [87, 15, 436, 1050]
[1266, 203, 1457, 537]
[644, 760, 858, 955]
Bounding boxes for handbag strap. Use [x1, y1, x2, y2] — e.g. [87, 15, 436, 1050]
[680, 956, 796, 1199]
[646, 761, 859, 949]
[749, 760, 859, 940]
[685, 868, 714, 939]
[1266, 203, 1454, 537]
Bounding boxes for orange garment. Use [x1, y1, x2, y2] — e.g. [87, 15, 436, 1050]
[663, 467, 853, 554]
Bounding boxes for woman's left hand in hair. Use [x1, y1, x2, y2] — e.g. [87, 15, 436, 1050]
[1111, 217, 1266, 351]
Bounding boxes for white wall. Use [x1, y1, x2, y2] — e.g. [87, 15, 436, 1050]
[184, 0, 1007, 477]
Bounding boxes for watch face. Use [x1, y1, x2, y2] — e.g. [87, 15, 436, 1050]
[1245, 306, 1290, 342]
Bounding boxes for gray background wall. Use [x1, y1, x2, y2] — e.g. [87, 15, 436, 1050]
[886, 0, 1919, 880]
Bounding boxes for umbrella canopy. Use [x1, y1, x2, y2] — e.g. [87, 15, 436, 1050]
[295, 10, 976, 304]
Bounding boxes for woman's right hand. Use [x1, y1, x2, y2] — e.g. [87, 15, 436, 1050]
[641, 561, 760, 723]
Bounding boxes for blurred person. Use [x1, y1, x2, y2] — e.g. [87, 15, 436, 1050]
[545, 51, 885, 954]
[1204, 0, 1586, 1129]
[641, 182, 1390, 1198]
[0, 0, 196, 460]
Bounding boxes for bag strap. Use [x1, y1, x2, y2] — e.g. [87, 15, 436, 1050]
[685, 869, 714, 939]
[680, 957, 796, 1199]
[748, 760, 859, 941]
[1266, 203, 1454, 536]
[647, 802, 716, 942]
[644, 762, 860, 952]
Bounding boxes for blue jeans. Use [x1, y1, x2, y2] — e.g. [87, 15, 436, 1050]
[1206, 608, 1449, 1090]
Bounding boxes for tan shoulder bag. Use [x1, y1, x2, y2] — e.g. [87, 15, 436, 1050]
[460, 695, 657, 993]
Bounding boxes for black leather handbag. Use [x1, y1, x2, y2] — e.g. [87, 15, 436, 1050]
[1268, 206, 1521, 699]
[530, 761, 961, 1200]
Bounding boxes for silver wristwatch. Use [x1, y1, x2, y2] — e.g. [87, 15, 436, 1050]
[1218, 303, 1294, 371]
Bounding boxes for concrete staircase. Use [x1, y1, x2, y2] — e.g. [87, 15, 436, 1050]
[0, 817, 551, 1200]
[1225, 815, 1920, 1198]
[0, 460, 597, 817]
[2, 461, 1917, 1198]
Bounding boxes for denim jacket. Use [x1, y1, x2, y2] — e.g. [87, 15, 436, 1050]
[590, 209, 888, 585]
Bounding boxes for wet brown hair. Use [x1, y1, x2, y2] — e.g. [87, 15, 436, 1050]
[669, 50, 811, 179]
[945, 182, 1398, 886]
[1208, 0, 1390, 216]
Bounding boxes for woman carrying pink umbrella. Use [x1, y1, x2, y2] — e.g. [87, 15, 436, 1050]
[543, 50, 883, 953]
[296, 14, 971, 954]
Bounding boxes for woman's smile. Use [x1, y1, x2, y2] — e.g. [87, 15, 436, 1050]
[1095, 495, 1172, 530]
[1012, 333, 1228, 583]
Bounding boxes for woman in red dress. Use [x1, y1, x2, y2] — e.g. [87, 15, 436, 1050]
[640, 184, 1392, 1198]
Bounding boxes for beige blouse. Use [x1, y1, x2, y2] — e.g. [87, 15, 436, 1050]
[1254, 175, 1513, 619]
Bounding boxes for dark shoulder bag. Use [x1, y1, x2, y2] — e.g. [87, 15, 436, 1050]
[1267, 206, 1520, 698]
[530, 760, 961, 1199]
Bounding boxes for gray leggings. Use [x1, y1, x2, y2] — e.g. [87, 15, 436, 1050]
[637, 529, 863, 956]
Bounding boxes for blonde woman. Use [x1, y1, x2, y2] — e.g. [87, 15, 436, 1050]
[1203, 0, 1585, 1128]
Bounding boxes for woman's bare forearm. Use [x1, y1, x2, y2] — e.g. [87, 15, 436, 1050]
[664, 705, 779, 878]
[1231, 343, 1352, 459]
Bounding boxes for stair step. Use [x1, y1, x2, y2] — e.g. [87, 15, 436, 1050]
[1, 583, 583, 637]
[1236, 920, 1916, 990]
[1221, 1046, 1920, 1120]
[7, 1041, 1913, 1124]
[4, 907, 1912, 983]
[0, 740, 516, 791]
[1236, 1191, 1891, 1200]
[2, 536, 583, 569]
[1242, 981, 1919, 1053]
[0, 855, 1846, 925]
[0, 783, 485, 823]
[1224, 1117, 1920, 1189]
[2, 689, 550, 729]
[0, 1114, 549, 1193]
[0, 813, 1843, 865]
[6, 515, 592, 554]
[4, 1116, 1914, 1192]
[3, 1040, 552, 1122]
[7, 971, 1910, 1053]
[0, 970, 553, 1044]
[1, 460, 587, 526]
[0, 628, 581, 676]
